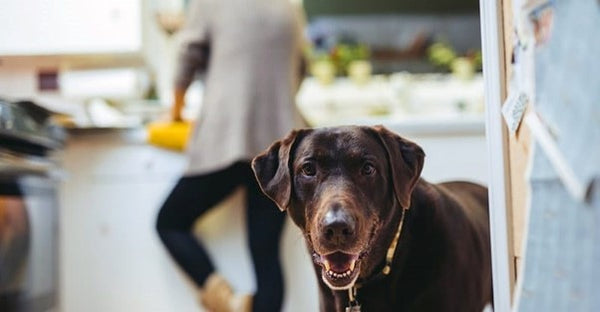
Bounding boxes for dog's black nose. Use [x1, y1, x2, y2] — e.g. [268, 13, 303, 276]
[321, 204, 356, 244]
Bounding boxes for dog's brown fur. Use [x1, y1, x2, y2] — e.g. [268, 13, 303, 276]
[252, 125, 492, 312]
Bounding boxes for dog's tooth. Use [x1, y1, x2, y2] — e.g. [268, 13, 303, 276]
[323, 260, 331, 272]
[349, 260, 356, 271]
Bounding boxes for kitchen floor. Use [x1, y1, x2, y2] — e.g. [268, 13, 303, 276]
[58, 128, 488, 312]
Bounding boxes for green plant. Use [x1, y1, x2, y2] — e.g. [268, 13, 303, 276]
[428, 42, 457, 69]
[427, 41, 482, 73]
[307, 42, 370, 76]
[331, 43, 370, 74]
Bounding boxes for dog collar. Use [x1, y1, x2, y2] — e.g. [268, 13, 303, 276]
[382, 207, 407, 275]
[348, 208, 407, 308]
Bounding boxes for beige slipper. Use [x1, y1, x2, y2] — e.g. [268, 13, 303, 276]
[199, 274, 252, 312]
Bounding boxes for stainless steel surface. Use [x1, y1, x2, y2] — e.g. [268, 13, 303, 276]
[0, 99, 66, 155]
[0, 99, 63, 312]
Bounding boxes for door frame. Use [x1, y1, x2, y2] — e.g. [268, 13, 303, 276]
[479, 0, 513, 310]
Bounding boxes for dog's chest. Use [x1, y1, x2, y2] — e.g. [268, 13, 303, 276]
[331, 283, 399, 312]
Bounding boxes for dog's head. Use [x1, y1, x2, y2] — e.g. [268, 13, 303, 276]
[252, 125, 424, 290]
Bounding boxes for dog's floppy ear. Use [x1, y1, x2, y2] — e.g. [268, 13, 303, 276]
[372, 125, 425, 209]
[252, 129, 310, 211]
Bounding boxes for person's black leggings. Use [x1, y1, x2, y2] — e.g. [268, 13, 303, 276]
[156, 161, 285, 312]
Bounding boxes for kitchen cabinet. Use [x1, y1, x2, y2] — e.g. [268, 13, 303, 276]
[59, 129, 198, 312]
[0, 0, 142, 56]
[59, 129, 319, 312]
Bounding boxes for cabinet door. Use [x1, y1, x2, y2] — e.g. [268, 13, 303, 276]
[0, 0, 141, 56]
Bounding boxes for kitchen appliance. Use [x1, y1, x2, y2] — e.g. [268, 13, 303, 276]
[0, 99, 65, 312]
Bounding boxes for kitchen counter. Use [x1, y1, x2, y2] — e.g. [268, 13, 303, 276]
[296, 73, 485, 136]
[308, 113, 485, 136]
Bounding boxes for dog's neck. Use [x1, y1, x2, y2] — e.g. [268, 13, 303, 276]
[358, 203, 406, 285]
[358, 179, 433, 284]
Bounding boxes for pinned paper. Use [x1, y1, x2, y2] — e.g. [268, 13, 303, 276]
[502, 90, 529, 135]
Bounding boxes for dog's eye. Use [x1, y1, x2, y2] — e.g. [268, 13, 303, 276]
[361, 162, 376, 176]
[301, 163, 317, 176]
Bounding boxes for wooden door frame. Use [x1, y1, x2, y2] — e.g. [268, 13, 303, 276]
[479, 0, 514, 310]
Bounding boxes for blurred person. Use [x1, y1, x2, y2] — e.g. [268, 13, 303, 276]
[155, 0, 306, 311]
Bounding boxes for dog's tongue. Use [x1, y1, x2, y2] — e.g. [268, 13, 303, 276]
[322, 252, 358, 273]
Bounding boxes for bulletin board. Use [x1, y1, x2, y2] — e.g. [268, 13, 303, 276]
[513, 0, 600, 310]
[483, 0, 600, 310]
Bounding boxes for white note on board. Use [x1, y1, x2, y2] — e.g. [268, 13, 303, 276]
[502, 89, 529, 135]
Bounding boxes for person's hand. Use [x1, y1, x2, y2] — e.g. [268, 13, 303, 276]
[171, 107, 183, 122]
[171, 87, 186, 122]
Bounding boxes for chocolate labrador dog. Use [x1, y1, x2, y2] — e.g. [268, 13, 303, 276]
[252, 125, 491, 312]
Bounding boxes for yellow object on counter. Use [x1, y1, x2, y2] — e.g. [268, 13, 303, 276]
[146, 121, 192, 151]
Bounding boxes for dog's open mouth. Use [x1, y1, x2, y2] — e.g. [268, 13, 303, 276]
[315, 252, 361, 290]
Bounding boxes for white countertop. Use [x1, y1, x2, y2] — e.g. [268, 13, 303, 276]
[311, 114, 486, 136]
[296, 73, 485, 135]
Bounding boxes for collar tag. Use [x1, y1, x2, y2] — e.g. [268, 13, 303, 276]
[346, 286, 361, 312]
